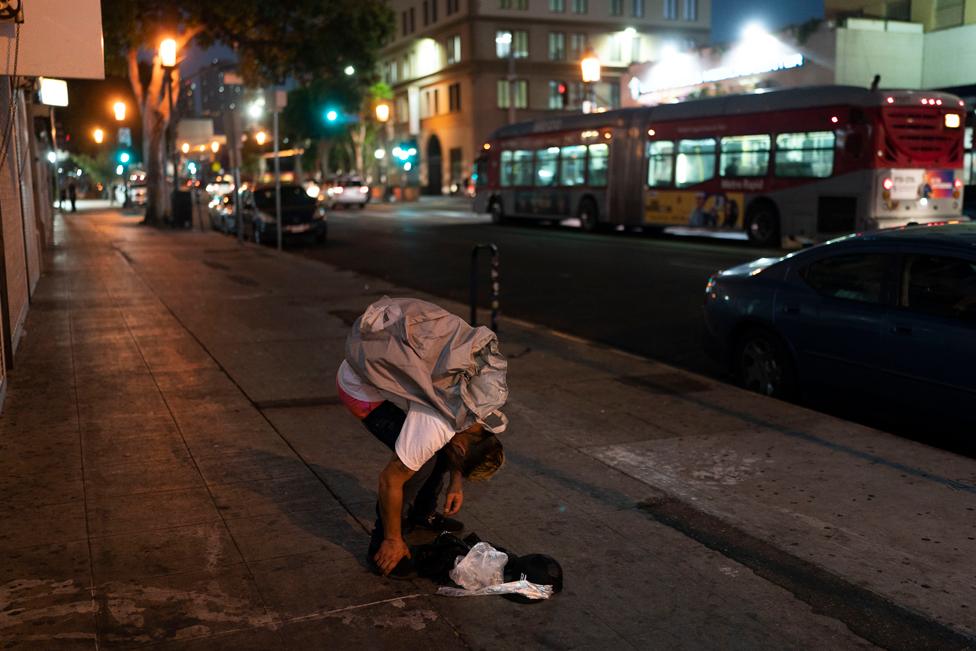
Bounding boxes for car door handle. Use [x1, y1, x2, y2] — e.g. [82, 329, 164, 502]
[782, 305, 800, 315]
[890, 325, 913, 336]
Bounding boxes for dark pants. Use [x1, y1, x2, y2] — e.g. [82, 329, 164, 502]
[362, 401, 450, 555]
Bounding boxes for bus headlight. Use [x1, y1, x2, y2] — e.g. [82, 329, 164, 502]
[944, 113, 961, 128]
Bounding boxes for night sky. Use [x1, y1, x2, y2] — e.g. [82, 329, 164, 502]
[710, 0, 824, 43]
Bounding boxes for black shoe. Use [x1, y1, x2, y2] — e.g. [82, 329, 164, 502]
[412, 513, 464, 533]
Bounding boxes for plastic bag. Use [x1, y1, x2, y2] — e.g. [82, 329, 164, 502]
[440, 543, 554, 601]
[437, 577, 554, 600]
[448, 542, 508, 591]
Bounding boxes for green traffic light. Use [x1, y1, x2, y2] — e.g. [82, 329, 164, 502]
[325, 109, 339, 123]
[119, 152, 131, 164]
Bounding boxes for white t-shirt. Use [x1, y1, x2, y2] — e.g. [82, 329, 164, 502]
[337, 360, 455, 471]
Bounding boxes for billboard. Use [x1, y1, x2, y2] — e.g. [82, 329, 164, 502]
[0, 0, 104, 79]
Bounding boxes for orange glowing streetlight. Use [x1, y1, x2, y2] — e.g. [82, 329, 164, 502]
[159, 38, 177, 68]
[180, 142, 190, 154]
[92, 128, 105, 144]
[113, 101, 127, 122]
[210, 141, 220, 153]
[255, 130, 268, 146]
[375, 102, 391, 123]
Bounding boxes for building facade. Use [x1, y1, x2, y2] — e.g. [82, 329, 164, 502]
[178, 61, 245, 119]
[380, 0, 710, 193]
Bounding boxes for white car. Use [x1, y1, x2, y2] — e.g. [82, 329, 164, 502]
[326, 176, 370, 208]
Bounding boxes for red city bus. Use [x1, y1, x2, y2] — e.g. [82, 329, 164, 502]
[473, 86, 967, 246]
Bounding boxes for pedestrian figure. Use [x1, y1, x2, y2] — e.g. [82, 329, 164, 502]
[67, 181, 77, 213]
[58, 186, 66, 211]
[337, 297, 508, 577]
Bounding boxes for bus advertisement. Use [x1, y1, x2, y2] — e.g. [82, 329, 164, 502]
[473, 86, 968, 247]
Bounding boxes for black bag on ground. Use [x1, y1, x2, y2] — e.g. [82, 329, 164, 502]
[412, 532, 563, 604]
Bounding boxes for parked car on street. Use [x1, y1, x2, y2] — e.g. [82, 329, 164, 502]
[325, 175, 370, 209]
[703, 222, 976, 417]
[209, 193, 238, 234]
[244, 183, 328, 244]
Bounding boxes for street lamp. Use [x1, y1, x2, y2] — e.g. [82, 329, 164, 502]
[496, 31, 516, 124]
[344, 65, 355, 76]
[580, 47, 601, 113]
[113, 101, 127, 122]
[255, 130, 268, 146]
[247, 98, 264, 120]
[92, 128, 104, 144]
[160, 37, 179, 201]
[375, 102, 391, 123]
[181, 142, 190, 154]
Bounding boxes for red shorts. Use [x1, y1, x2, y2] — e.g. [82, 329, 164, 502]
[336, 380, 383, 420]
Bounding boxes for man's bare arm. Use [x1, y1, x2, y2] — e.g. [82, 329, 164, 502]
[375, 455, 415, 575]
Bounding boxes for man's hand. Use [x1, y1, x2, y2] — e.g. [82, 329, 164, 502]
[374, 537, 411, 576]
[444, 472, 463, 515]
[444, 487, 463, 515]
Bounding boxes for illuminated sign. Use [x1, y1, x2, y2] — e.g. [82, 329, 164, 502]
[38, 77, 69, 107]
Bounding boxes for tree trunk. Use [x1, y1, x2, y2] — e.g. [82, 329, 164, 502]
[142, 108, 167, 224]
[350, 122, 366, 176]
[316, 139, 332, 179]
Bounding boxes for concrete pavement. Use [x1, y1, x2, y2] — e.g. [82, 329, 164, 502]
[1, 207, 974, 649]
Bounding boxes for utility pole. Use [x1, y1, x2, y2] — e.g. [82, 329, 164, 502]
[272, 89, 286, 252]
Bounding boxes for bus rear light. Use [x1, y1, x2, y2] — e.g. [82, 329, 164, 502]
[944, 113, 961, 128]
[886, 96, 894, 104]
[936, 99, 943, 106]
[830, 116, 839, 124]
[955, 178, 963, 189]
[882, 178, 894, 191]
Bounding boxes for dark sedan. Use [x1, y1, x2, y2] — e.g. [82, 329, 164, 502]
[245, 184, 328, 245]
[703, 222, 976, 418]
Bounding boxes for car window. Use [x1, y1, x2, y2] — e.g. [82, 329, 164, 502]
[901, 254, 976, 320]
[801, 253, 888, 304]
[253, 187, 314, 211]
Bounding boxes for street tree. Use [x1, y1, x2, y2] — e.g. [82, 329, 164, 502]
[101, 0, 392, 224]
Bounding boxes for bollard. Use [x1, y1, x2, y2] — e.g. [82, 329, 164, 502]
[470, 243, 500, 332]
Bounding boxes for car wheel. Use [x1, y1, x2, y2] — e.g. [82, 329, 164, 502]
[579, 198, 599, 233]
[746, 203, 780, 247]
[489, 199, 505, 225]
[734, 329, 797, 399]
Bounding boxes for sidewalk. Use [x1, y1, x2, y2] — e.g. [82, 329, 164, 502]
[1, 207, 974, 649]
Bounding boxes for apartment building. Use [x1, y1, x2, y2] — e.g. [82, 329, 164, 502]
[380, 0, 710, 193]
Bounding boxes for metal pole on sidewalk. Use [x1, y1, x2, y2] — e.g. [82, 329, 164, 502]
[274, 107, 282, 251]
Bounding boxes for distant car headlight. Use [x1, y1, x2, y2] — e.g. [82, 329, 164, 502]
[359, 186, 369, 194]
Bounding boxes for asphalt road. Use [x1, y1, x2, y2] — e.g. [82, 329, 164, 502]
[296, 198, 777, 378]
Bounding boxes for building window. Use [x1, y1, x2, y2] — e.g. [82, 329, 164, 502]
[402, 10, 409, 35]
[675, 138, 716, 186]
[423, 1, 429, 25]
[516, 0, 528, 8]
[431, 0, 438, 22]
[569, 33, 586, 60]
[396, 96, 409, 123]
[720, 134, 771, 177]
[548, 32, 565, 60]
[549, 0, 565, 11]
[498, 30, 528, 58]
[610, 0, 623, 15]
[449, 83, 462, 112]
[934, 0, 964, 29]
[500, 0, 511, 7]
[447, 0, 459, 14]
[573, 0, 588, 13]
[447, 35, 461, 64]
[548, 80, 568, 109]
[682, 0, 697, 20]
[497, 79, 528, 109]
[633, 0, 644, 17]
[664, 0, 677, 20]
[610, 35, 622, 62]
[450, 147, 463, 185]
[609, 83, 620, 108]
[410, 7, 416, 31]
[434, 89, 440, 114]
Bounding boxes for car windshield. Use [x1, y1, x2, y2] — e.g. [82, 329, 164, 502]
[253, 186, 314, 211]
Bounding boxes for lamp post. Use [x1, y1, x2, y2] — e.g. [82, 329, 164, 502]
[375, 101, 391, 197]
[580, 47, 601, 114]
[159, 38, 178, 210]
[496, 32, 516, 124]
[92, 128, 104, 144]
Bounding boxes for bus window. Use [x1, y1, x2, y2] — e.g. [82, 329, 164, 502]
[964, 127, 973, 185]
[512, 150, 534, 186]
[588, 143, 609, 186]
[774, 131, 835, 178]
[676, 139, 716, 187]
[501, 150, 513, 187]
[536, 147, 559, 186]
[560, 145, 587, 186]
[720, 134, 770, 177]
[647, 141, 674, 187]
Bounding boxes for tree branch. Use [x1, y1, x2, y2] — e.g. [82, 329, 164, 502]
[127, 48, 144, 112]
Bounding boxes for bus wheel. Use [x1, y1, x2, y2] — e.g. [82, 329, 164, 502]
[489, 199, 506, 225]
[746, 203, 780, 247]
[579, 198, 599, 232]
